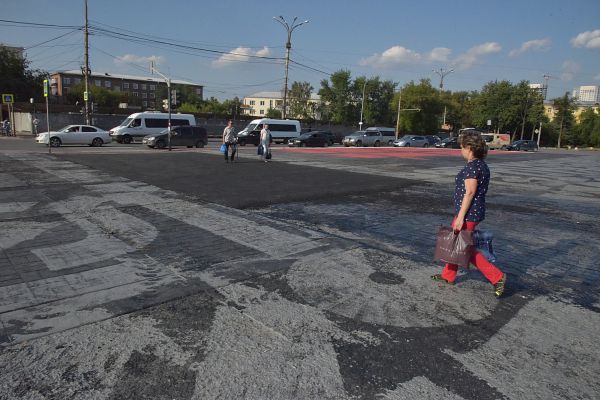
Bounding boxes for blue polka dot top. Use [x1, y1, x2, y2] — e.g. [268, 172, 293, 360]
[454, 159, 490, 222]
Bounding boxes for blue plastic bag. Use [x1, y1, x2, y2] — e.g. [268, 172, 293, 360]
[472, 230, 497, 262]
[219, 143, 227, 153]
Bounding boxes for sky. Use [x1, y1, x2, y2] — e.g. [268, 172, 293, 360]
[1, 0, 599, 101]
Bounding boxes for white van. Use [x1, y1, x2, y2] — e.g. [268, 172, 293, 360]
[481, 133, 511, 150]
[237, 118, 301, 145]
[109, 112, 196, 144]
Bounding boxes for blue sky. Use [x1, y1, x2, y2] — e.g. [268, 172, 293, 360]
[2, 0, 599, 101]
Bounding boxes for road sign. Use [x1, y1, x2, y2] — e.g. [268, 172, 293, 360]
[43, 80, 48, 97]
[2, 94, 14, 104]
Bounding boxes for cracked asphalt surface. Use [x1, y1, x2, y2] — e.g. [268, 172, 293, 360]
[0, 138, 599, 399]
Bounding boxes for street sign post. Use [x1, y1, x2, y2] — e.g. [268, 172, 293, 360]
[2, 94, 14, 104]
[44, 80, 51, 154]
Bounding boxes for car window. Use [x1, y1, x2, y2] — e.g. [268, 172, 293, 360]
[81, 126, 96, 132]
[414, 136, 424, 140]
[130, 119, 141, 127]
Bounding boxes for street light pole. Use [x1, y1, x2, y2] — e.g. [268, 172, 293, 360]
[273, 16, 309, 119]
[359, 79, 367, 130]
[432, 67, 454, 90]
[151, 62, 172, 151]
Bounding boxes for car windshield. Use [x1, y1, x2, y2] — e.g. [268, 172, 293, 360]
[245, 123, 258, 132]
[350, 131, 365, 136]
[298, 133, 311, 139]
[441, 137, 454, 143]
[119, 118, 133, 127]
[513, 140, 524, 144]
[399, 135, 413, 140]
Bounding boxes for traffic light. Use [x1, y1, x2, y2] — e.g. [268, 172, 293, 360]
[162, 99, 169, 111]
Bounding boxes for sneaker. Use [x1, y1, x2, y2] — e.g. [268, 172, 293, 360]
[494, 274, 507, 297]
[431, 274, 455, 285]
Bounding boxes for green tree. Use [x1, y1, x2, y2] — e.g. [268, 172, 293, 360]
[0, 46, 46, 102]
[318, 69, 355, 125]
[472, 80, 519, 135]
[439, 90, 477, 131]
[354, 76, 397, 126]
[575, 107, 599, 146]
[552, 93, 576, 147]
[266, 108, 282, 118]
[394, 79, 443, 135]
[288, 81, 313, 120]
[66, 82, 129, 108]
[177, 102, 200, 113]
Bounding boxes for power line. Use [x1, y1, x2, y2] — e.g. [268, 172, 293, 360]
[0, 18, 81, 29]
[24, 29, 82, 50]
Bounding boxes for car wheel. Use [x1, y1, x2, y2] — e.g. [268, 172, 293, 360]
[156, 140, 166, 149]
[501, 145, 507, 150]
[195, 141, 204, 148]
[91, 137, 103, 147]
[388, 140, 394, 146]
[323, 141, 328, 147]
[374, 141, 380, 147]
[49, 137, 61, 147]
[405, 143, 411, 147]
[300, 142, 305, 147]
[238, 139, 246, 146]
[356, 141, 362, 147]
[147, 145, 155, 148]
[122, 135, 132, 144]
[423, 143, 429, 148]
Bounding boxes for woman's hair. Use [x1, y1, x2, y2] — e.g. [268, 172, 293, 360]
[459, 131, 488, 159]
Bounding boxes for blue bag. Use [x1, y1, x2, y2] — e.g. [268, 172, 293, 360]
[472, 230, 497, 262]
[220, 143, 227, 153]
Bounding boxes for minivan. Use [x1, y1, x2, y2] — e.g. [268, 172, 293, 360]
[110, 112, 196, 144]
[237, 118, 301, 145]
[366, 127, 396, 146]
[142, 126, 208, 149]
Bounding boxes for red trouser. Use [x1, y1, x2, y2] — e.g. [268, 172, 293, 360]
[440, 220, 504, 285]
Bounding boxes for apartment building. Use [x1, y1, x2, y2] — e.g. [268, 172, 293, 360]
[49, 70, 203, 110]
[572, 85, 600, 104]
[242, 91, 321, 118]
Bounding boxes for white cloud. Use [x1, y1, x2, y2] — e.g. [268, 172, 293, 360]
[359, 46, 451, 68]
[561, 60, 581, 81]
[114, 54, 164, 66]
[212, 46, 271, 67]
[571, 29, 600, 49]
[509, 38, 551, 57]
[453, 42, 502, 70]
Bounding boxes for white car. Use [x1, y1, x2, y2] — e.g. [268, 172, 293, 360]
[36, 125, 112, 147]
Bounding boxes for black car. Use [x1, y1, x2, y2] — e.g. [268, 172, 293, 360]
[142, 126, 208, 149]
[435, 137, 461, 148]
[507, 140, 538, 151]
[288, 132, 330, 147]
[425, 135, 441, 146]
[319, 130, 344, 145]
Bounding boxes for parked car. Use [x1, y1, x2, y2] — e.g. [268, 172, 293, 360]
[237, 118, 301, 145]
[393, 135, 429, 147]
[343, 131, 387, 147]
[142, 126, 208, 149]
[320, 131, 344, 145]
[36, 125, 112, 147]
[425, 135, 441, 146]
[365, 127, 396, 146]
[288, 132, 330, 147]
[435, 137, 461, 148]
[110, 112, 196, 144]
[506, 140, 538, 151]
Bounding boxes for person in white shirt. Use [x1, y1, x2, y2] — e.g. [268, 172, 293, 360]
[259, 124, 272, 162]
[222, 120, 237, 163]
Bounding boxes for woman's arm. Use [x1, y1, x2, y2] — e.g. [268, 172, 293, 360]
[453, 178, 478, 231]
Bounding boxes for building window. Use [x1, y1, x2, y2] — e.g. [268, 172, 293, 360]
[260, 100, 265, 106]
[142, 92, 147, 99]
[123, 82, 129, 89]
[105, 81, 111, 88]
[133, 83, 138, 89]
[114, 86, 120, 92]
[141, 84, 147, 90]
[149, 84, 156, 90]
[260, 109, 265, 114]
[63, 87, 70, 94]
[250, 100, 255, 105]
[149, 93, 155, 99]
[270, 100, 273, 107]
[143, 101, 148, 107]
[63, 77, 71, 85]
[95, 80, 101, 86]
[74, 78, 81, 84]
[133, 92, 139, 97]
[196, 88, 202, 95]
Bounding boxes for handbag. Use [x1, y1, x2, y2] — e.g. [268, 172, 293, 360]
[219, 143, 227, 153]
[266, 149, 272, 160]
[433, 225, 474, 267]
[257, 145, 264, 155]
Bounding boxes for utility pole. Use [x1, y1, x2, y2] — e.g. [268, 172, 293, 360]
[395, 88, 420, 139]
[151, 61, 172, 151]
[273, 16, 309, 119]
[432, 67, 454, 90]
[359, 79, 367, 130]
[83, 0, 90, 125]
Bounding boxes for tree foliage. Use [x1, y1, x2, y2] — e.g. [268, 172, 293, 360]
[0, 47, 46, 102]
[288, 81, 313, 120]
[394, 79, 443, 135]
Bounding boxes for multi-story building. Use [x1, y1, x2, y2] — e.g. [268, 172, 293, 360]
[573, 85, 600, 104]
[543, 100, 599, 123]
[529, 83, 548, 100]
[49, 70, 203, 110]
[242, 91, 321, 118]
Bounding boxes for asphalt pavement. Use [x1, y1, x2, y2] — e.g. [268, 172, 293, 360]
[0, 137, 599, 399]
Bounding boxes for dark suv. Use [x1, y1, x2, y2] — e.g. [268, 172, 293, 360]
[142, 126, 208, 149]
[507, 140, 538, 151]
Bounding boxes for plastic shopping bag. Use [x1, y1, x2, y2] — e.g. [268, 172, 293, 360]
[434, 225, 474, 267]
[219, 143, 227, 153]
[472, 229, 497, 262]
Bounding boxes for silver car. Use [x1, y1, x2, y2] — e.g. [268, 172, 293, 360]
[343, 131, 386, 147]
[393, 135, 429, 147]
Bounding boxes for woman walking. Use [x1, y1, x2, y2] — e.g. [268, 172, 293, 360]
[259, 124, 271, 162]
[432, 131, 507, 297]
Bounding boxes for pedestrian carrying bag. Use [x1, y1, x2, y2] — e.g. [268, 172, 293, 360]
[219, 143, 227, 153]
[434, 225, 474, 267]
